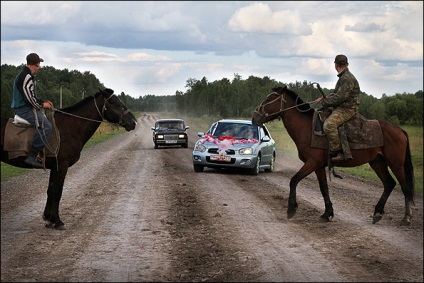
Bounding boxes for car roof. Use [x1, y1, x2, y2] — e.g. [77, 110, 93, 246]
[216, 119, 252, 125]
[155, 119, 185, 122]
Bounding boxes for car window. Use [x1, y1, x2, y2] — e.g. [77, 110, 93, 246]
[156, 121, 185, 130]
[259, 127, 266, 139]
[238, 125, 258, 139]
[214, 123, 235, 137]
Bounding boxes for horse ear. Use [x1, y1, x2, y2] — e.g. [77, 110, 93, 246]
[272, 86, 287, 92]
[104, 88, 114, 95]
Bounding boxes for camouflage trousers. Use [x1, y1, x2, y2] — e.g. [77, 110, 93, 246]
[323, 108, 356, 151]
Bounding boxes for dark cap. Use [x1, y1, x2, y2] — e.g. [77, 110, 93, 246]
[334, 54, 348, 66]
[26, 53, 44, 64]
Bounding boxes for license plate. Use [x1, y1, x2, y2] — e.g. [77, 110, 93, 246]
[210, 155, 231, 162]
[165, 140, 177, 144]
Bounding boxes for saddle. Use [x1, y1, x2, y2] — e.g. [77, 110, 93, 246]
[4, 112, 60, 161]
[311, 109, 384, 160]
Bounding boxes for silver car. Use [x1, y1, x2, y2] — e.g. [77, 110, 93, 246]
[192, 119, 276, 175]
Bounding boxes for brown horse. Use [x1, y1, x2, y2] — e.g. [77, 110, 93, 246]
[252, 86, 414, 225]
[1, 88, 137, 229]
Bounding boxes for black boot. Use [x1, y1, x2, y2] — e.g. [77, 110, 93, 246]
[330, 150, 344, 162]
[24, 151, 43, 168]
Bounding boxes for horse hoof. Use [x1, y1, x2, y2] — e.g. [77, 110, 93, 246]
[372, 213, 383, 224]
[319, 215, 330, 222]
[45, 222, 55, 229]
[55, 225, 67, 230]
[400, 217, 411, 226]
[287, 210, 296, 219]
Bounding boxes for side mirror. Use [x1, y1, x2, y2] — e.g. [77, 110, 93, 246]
[151, 127, 155, 130]
[197, 131, 205, 137]
[261, 136, 271, 142]
[185, 126, 190, 130]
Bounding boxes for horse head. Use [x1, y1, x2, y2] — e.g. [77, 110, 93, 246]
[252, 85, 287, 126]
[99, 88, 137, 131]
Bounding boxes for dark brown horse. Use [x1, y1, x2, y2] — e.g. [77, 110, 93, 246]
[1, 88, 137, 229]
[252, 86, 414, 225]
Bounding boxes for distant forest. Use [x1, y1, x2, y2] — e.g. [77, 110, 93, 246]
[1, 64, 422, 126]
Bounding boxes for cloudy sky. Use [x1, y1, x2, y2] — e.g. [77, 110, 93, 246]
[1, 1, 422, 98]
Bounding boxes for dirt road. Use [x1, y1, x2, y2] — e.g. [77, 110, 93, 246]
[1, 114, 422, 282]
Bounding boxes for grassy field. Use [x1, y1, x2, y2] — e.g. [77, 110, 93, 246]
[2, 113, 422, 193]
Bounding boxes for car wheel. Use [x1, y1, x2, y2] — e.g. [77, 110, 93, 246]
[265, 153, 275, 172]
[194, 164, 204, 172]
[154, 143, 158, 149]
[249, 154, 261, 175]
[183, 142, 188, 148]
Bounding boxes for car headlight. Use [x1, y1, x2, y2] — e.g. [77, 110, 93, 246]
[178, 134, 186, 139]
[194, 143, 207, 152]
[156, 134, 164, 139]
[239, 147, 253, 155]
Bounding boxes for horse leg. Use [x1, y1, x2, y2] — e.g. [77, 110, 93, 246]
[315, 167, 334, 222]
[288, 162, 316, 219]
[368, 156, 397, 224]
[43, 167, 68, 230]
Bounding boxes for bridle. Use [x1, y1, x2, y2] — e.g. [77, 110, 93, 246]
[253, 90, 317, 124]
[253, 91, 287, 123]
[94, 94, 131, 126]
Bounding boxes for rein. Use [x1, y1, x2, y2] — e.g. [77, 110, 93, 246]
[254, 91, 318, 121]
[52, 94, 129, 125]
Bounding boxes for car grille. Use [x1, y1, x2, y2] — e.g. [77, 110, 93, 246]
[208, 148, 236, 155]
[164, 134, 179, 140]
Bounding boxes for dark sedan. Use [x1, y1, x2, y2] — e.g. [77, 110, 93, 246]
[151, 119, 189, 149]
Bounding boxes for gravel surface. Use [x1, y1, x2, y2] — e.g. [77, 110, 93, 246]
[1, 114, 422, 282]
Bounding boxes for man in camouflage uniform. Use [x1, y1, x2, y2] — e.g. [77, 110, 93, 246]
[315, 54, 360, 161]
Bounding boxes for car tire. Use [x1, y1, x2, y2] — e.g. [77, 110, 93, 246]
[183, 142, 188, 148]
[249, 154, 261, 175]
[194, 164, 204, 172]
[154, 143, 158, 149]
[265, 153, 275, 173]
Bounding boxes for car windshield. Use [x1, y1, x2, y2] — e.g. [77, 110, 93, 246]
[212, 123, 258, 140]
[157, 121, 184, 130]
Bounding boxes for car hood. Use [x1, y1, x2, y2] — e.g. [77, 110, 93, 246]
[197, 136, 259, 149]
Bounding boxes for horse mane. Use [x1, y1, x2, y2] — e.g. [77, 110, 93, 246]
[60, 88, 113, 112]
[273, 86, 315, 117]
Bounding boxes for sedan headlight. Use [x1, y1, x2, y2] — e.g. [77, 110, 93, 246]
[194, 143, 207, 152]
[178, 134, 186, 139]
[239, 147, 253, 155]
[156, 134, 164, 139]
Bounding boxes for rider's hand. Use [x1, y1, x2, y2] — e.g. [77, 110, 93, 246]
[43, 100, 53, 109]
[315, 97, 324, 103]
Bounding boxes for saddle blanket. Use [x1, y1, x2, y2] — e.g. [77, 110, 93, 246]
[311, 111, 384, 149]
[4, 115, 59, 160]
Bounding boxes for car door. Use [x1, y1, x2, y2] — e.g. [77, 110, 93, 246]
[259, 126, 272, 163]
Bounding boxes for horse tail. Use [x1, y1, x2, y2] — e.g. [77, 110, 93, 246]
[402, 130, 415, 205]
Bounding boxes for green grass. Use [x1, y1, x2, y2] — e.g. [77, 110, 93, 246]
[3, 112, 422, 193]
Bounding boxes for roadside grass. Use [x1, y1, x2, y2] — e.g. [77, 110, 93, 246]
[4, 112, 422, 194]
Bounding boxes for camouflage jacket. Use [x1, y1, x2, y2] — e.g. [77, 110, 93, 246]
[321, 68, 360, 111]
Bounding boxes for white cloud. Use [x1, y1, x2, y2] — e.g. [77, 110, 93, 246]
[228, 2, 311, 35]
[1, 1, 422, 98]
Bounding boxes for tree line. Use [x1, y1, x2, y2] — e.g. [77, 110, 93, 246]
[1, 64, 422, 126]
